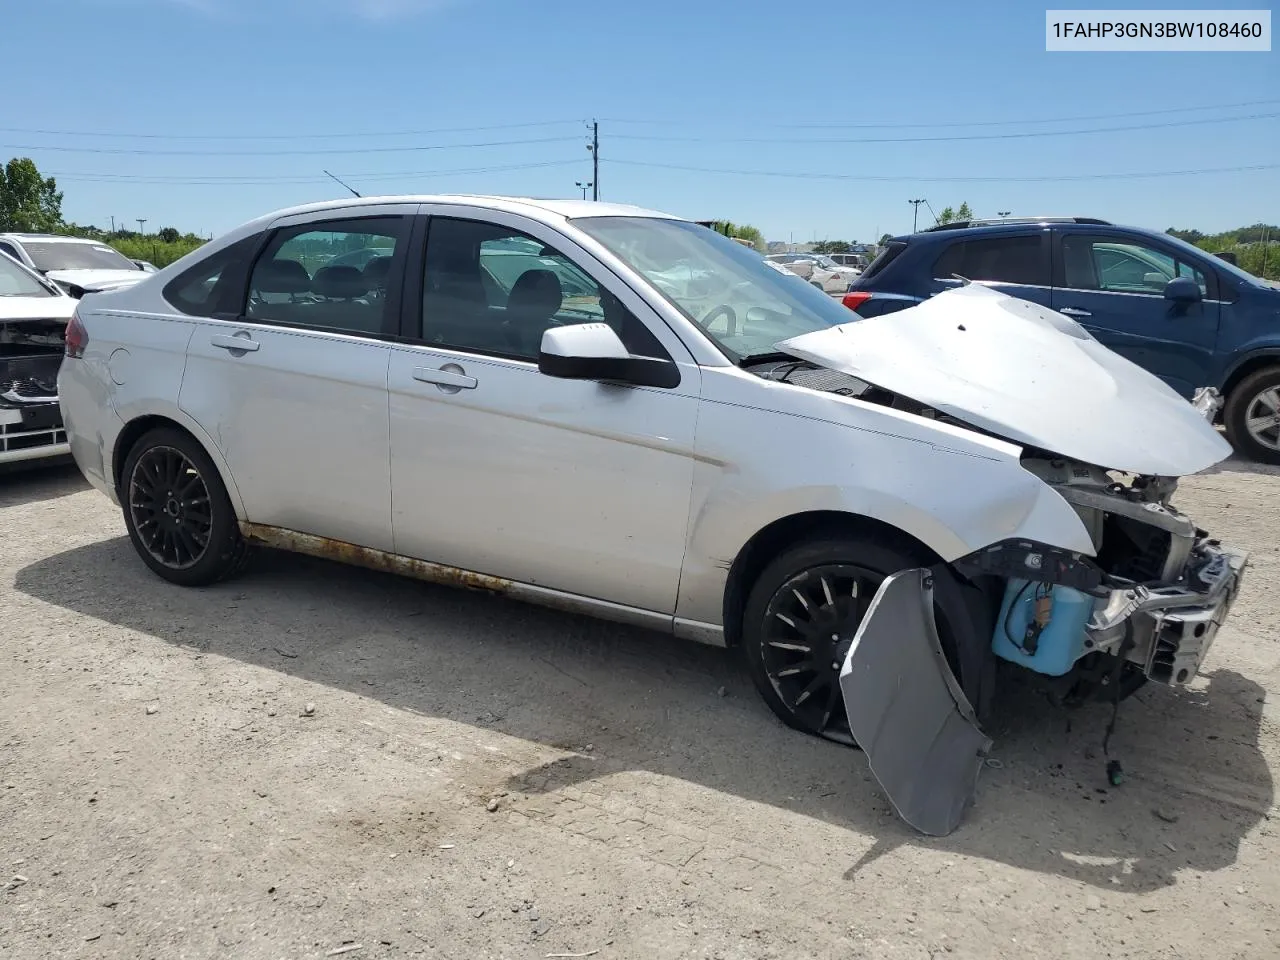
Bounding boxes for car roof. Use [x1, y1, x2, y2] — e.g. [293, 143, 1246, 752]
[0, 233, 114, 244]
[243, 195, 679, 229]
[891, 219, 1161, 244]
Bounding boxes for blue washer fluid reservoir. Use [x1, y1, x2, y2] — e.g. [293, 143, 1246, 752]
[992, 579, 1097, 677]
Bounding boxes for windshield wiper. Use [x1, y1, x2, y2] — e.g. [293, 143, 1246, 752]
[737, 351, 796, 367]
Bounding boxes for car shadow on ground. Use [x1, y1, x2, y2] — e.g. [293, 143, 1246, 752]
[0, 460, 88, 507]
[14, 538, 1273, 894]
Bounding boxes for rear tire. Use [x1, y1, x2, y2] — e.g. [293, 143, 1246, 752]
[120, 427, 249, 586]
[1224, 366, 1280, 465]
[740, 535, 989, 746]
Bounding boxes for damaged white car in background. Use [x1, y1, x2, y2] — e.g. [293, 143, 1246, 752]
[59, 198, 1247, 839]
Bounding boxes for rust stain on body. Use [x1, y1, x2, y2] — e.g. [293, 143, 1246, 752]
[239, 523, 511, 594]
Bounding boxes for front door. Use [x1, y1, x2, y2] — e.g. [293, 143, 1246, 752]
[387, 211, 700, 614]
[1051, 231, 1222, 397]
[178, 208, 414, 552]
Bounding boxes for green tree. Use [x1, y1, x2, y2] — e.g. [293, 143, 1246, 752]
[935, 202, 974, 225]
[710, 220, 766, 252]
[158, 226, 181, 243]
[0, 157, 63, 232]
[879, 233, 893, 245]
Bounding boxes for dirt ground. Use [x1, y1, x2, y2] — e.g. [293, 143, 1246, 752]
[2, 456, 1278, 960]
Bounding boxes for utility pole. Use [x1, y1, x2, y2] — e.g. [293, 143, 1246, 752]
[109, 215, 115, 234]
[908, 199, 926, 233]
[136, 218, 148, 235]
[586, 120, 599, 201]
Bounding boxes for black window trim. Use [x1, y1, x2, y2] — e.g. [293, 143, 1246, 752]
[930, 230, 1052, 289]
[232, 213, 414, 340]
[1052, 228, 1225, 303]
[406, 213, 677, 370]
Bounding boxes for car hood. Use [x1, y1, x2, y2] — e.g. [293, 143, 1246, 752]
[44, 268, 146, 290]
[0, 294, 77, 320]
[774, 284, 1232, 477]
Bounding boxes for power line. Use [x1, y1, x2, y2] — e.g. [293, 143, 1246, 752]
[604, 158, 1280, 183]
[607, 111, 1280, 145]
[601, 97, 1280, 129]
[48, 159, 584, 185]
[1, 135, 582, 157]
[0, 119, 582, 142]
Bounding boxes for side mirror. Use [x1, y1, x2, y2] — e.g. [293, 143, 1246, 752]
[1163, 276, 1202, 304]
[538, 323, 680, 389]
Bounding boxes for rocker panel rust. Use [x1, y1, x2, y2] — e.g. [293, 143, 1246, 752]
[239, 523, 513, 594]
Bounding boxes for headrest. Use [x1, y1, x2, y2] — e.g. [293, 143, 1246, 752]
[506, 268, 563, 319]
[255, 259, 310, 294]
[363, 255, 393, 284]
[312, 265, 368, 300]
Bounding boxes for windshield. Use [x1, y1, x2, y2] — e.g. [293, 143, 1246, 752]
[573, 217, 856, 361]
[0, 252, 54, 297]
[24, 241, 139, 273]
[812, 255, 839, 269]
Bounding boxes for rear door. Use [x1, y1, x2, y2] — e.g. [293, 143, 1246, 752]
[178, 205, 415, 552]
[928, 231, 1053, 307]
[1050, 229, 1221, 397]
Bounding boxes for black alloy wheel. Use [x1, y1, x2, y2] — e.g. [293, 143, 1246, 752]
[128, 445, 213, 570]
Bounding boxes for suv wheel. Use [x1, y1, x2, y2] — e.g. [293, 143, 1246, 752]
[1224, 366, 1280, 465]
[121, 427, 250, 585]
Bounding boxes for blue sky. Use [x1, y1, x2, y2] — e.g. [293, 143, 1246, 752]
[5, 0, 1277, 243]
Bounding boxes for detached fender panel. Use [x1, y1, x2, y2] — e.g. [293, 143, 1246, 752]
[840, 567, 992, 836]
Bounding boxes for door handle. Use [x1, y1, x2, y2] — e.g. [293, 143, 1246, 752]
[1058, 307, 1091, 318]
[412, 364, 477, 391]
[211, 333, 260, 352]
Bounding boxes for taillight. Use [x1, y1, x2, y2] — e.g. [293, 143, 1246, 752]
[842, 291, 873, 313]
[65, 310, 88, 358]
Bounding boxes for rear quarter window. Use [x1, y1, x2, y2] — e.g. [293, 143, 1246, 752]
[162, 235, 261, 317]
[858, 241, 908, 281]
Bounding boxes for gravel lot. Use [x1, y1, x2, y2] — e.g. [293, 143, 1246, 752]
[2, 456, 1278, 960]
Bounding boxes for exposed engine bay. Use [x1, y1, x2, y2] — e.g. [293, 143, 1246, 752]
[1, 319, 68, 462]
[748, 354, 1249, 835]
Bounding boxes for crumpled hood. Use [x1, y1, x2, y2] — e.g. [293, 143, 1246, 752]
[45, 268, 146, 291]
[0, 295, 77, 321]
[775, 284, 1232, 477]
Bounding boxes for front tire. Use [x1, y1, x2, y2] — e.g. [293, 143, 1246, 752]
[1224, 366, 1280, 465]
[741, 535, 987, 745]
[120, 427, 249, 586]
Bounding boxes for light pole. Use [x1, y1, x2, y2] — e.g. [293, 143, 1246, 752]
[136, 218, 148, 235]
[575, 181, 593, 200]
[997, 210, 1012, 218]
[908, 199, 926, 233]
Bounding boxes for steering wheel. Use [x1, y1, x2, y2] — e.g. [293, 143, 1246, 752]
[701, 304, 738, 337]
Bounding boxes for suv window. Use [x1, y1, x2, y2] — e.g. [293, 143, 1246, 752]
[420, 217, 667, 361]
[0, 242, 22, 263]
[163, 234, 261, 318]
[932, 235, 1048, 286]
[245, 217, 407, 336]
[1059, 235, 1217, 299]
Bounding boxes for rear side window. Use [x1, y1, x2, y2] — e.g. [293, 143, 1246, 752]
[859, 241, 907, 281]
[245, 216, 408, 336]
[932, 236, 1048, 286]
[163, 235, 261, 318]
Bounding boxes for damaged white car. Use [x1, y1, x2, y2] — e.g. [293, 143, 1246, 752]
[60, 197, 1247, 836]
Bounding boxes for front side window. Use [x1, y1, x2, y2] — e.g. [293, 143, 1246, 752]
[1060, 235, 1213, 297]
[573, 216, 857, 362]
[245, 217, 406, 335]
[420, 217, 665, 361]
[932, 236, 1048, 286]
[0, 252, 53, 297]
[23, 241, 139, 272]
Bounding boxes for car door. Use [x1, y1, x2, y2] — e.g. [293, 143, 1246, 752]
[178, 206, 415, 552]
[928, 231, 1053, 307]
[1051, 230, 1221, 397]
[386, 208, 701, 614]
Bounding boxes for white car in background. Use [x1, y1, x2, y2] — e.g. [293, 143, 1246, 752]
[765, 254, 851, 295]
[0, 233, 149, 298]
[0, 250, 77, 465]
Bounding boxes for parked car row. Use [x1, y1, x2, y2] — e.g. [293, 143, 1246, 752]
[0, 233, 151, 298]
[765, 252, 860, 295]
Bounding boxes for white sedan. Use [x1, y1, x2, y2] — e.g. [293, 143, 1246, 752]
[60, 194, 1246, 835]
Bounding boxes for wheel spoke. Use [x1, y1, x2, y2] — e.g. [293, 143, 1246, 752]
[791, 588, 811, 612]
[820, 576, 835, 607]
[794, 673, 827, 707]
[1257, 388, 1280, 415]
[817, 677, 844, 731]
[775, 612, 800, 629]
[776, 660, 816, 678]
[768, 641, 812, 652]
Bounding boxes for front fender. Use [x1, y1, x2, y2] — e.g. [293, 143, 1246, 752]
[674, 397, 1093, 627]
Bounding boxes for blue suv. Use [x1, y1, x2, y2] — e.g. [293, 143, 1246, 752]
[845, 217, 1280, 463]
